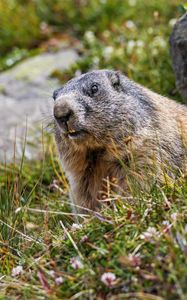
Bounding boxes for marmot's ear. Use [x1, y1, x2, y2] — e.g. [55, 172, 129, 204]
[107, 70, 121, 90]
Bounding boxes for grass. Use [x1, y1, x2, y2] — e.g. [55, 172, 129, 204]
[0, 134, 187, 299]
[1, 1, 187, 299]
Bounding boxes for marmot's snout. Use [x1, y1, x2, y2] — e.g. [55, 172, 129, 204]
[53, 94, 87, 140]
[53, 95, 75, 132]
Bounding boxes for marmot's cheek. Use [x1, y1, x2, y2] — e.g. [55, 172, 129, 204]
[77, 112, 86, 126]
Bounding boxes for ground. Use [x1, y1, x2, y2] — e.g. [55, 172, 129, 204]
[0, 1, 187, 299]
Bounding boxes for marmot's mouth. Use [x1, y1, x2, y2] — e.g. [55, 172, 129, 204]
[67, 130, 87, 139]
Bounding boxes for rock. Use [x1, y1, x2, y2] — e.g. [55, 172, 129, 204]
[0, 48, 78, 162]
[170, 13, 187, 102]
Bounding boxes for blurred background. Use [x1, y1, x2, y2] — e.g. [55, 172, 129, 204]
[0, 0, 185, 160]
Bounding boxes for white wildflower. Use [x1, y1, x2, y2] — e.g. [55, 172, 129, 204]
[162, 220, 170, 227]
[140, 227, 158, 240]
[103, 46, 114, 61]
[171, 212, 178, 221]
[55, 276, 64, 285]
[84, 31, 95, 44]
[126, 40, 136, 54]
[48, 270, 55, 278]
[75, 70, 82, 77]
[101, 272, 116, 287]
[71, 223, 83, 231]
[153, 36, 167, 49]
[126, 20, 136, 30]
[70, 257, 84, 269]
[12, 265, 23, 277]
[6, 58, 14, 67]
[92, 56, 100, 67]
[137, 40, 144, 47]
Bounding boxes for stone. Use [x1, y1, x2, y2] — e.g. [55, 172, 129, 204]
[0, 48, 78, 161]
[170, 13, 187, 102]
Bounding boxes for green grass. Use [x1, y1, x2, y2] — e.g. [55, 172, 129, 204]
[0, 0, 184, 101]
[0, 135, 187, 299]
[50, 0, 184, 101]
[1, 1, 187, 299]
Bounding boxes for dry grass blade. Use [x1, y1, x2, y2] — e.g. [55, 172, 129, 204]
[60, 220, 84, 260]
[0, 219, 44, 245]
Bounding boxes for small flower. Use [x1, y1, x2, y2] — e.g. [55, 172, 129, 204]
[127, 254, 141, 267]
[103, 46, 114, 61]
[137, 40, 144, 48]
[70, 257, 84, 269]
[126, 20, 136, 30]
[92, 56, 100, 68]
[55, 276, 64, 285]
[75, 70, 82, 77]
[80, 235, 89, 243]
[12, 265, 23, 277]
[162, 220, 171, 233]
[84, 31, 95, 44]
[140, 227, 158, 240]
[101, 272, 116, 287]
[152, 36, 166, 49]
[162, 220, 170, 226]
[171, 212, 178, 221]
[71, 223, 83, 231]
[48, 270, 55, 278]
[126, 40, 136, 54]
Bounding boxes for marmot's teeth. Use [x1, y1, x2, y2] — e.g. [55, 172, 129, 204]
[68, 129, 76, 134]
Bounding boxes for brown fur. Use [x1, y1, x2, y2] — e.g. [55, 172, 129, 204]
[53, 70, 187, 211]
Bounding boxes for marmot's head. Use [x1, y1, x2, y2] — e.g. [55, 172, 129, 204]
[53, 70, 153, 148]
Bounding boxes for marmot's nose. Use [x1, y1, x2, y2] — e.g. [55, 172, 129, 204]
[54, 105, 73, 124]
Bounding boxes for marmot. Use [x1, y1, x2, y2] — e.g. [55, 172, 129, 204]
[53, 70, 187, 211]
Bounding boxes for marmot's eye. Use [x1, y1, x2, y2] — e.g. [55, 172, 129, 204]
[90, 84, 98, 95]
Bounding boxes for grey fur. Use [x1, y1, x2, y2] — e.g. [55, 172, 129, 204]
[53, 70, 187, 211]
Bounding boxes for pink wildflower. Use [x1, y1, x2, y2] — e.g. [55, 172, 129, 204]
[101, 272, 116, 287]
[70, 257, 83, 269]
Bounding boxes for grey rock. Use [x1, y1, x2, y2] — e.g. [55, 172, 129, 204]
[170, 13, 187, 102]
[0, 48, 78, 162]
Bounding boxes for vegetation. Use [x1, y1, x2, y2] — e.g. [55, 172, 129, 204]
[0, 0, 184, 101]
[0, 1, 187, 299]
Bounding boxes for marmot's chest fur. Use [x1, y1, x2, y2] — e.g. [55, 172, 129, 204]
[53, 70, 187, 211]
